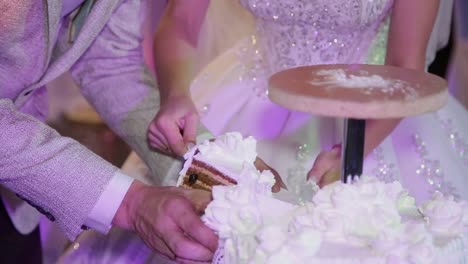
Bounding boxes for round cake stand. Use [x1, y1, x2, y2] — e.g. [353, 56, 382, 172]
[268, 64, 448, 183]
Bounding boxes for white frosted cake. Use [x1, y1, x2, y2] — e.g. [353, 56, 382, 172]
[204, 173, 468, 264]
[176, 133, 468, 264]
[177, 132, 271, 191]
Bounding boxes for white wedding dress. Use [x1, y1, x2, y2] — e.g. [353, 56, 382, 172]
[190, 0, 467, 204]
[58, 0, 466, 263]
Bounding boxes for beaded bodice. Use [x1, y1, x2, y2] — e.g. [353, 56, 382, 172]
[240, 0, 393, 74]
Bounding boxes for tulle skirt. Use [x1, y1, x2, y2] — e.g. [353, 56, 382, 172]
[190, 41, 468, 204]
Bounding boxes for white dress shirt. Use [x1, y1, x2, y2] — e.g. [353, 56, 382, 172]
[84, 171, 133, 233]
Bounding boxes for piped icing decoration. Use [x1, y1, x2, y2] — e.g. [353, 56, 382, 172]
[420, 192, 468, 237]
[181, 133, 468, 263]
[178, 132, 258, 187]
[205, 175, 468, 264]
[202, 166, 279, 239]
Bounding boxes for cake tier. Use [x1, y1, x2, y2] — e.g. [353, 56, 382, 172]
[213, 235, 466, 264]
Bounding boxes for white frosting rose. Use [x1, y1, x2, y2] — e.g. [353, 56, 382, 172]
[421, 192, 465, 237]
[222, 239, 236, 264]
[248, 249, 268, 264]
[330, 184, 360, 207]
[231, 207, 262, 235]
[384, 181, 406, 200]
[311, 181, 338, 205]
[196, 132, 257, 175]
[202, 168, 466, 264]
[374, 219, 437, 264]
[355, 177, 385, 201]
[461, 201, 468, 225]
[396, 192, 418, 216]
[256, 225, 288, 253]
[224, 185, 252, 205]
[372, 228, 405, 255]
[286, 227, 322, 258]
[235, 165, 275, 196]
[266, 246, 302, 264]
[309, 205, 349, 243]
[385, 254, 411, 264]
[404, 220, 432, 244]
[305, 176, 403, 245]
[222, 235, 258, 264]
[407, 240, 436, 264]
[203, 185, 263, 238]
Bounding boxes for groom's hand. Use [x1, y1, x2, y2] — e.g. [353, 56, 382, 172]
[113, 181, 218, 262]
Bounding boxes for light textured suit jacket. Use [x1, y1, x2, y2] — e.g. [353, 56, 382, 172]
[0, 0, 185, 239]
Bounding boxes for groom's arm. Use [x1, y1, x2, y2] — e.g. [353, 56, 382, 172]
[70, 0, 208, 186]
[0, 99, 132, 239]
[0, 100, 218, 260]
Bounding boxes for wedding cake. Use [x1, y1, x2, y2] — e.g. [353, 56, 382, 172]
[178, 133, 468, 264]
[177, 133, 270, 191]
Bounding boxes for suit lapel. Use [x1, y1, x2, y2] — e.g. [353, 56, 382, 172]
[68, 0, 96, 43]
[30, 0, 119, 89]
[15, 0, 121, 108]
[44, 0, 62, 66]
[41, 0, 120, 83]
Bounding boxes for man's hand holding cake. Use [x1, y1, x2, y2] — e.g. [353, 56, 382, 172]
[113, 182, 217, 263]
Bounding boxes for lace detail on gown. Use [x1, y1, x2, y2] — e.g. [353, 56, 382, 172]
[232, 0, 394, 201]
[239, 0, 393, 74]
[408, 113, 467, 200]
[371, 146, 398, 183]
[233, 0, 392, 99]
[412, 133, 460, 199]
[195, 0, 468, 204]
[436, 114, 468, 165]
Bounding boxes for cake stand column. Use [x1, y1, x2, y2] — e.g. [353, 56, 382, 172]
[268, 64, 448, 185]
[341, 118, 366, 183]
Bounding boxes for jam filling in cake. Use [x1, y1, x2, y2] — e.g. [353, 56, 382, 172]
[181, 159, 237, 191]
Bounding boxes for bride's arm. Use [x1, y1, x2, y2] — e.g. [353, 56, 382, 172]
[153, 0, 210, 101]
[364, 0, 440, 156]
[386, 0, 440, 70]
[309, 0, 440, 185]
[151, 1, 286, 191]
[149, 0, 210, 156]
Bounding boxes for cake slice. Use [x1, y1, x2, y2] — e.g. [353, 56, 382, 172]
[180, 158, 238, 191]
[177, 132, 258, 191]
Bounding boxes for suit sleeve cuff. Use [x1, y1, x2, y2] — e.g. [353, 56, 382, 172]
[83, 170, 134, 234]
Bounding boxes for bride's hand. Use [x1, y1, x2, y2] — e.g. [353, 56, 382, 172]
[307, 144, 341, 187]
[148, 95, 199, 157]
[254, 157, 287, 192]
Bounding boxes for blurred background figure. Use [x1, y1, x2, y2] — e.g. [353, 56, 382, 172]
[447, 0, 468, 108]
